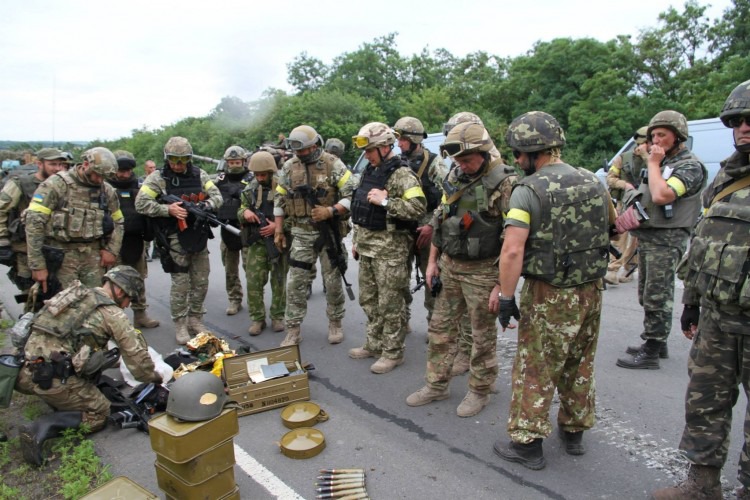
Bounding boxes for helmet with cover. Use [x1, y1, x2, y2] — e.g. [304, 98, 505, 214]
[249, 151, 278, 173]
[81, 147, 118, 176]
[163, 136, 193, 160]
[505, 111, 566, 153]
[166, 371, 229, 422]
[102, 265, 144, 302]
[633, 126, 649, 145]
[647, 110, 689, 142]
[287, 125, 323, 163]
[443, 112, 484, 136]
[113, 150, 136, 171]
[352, 122, 397, 150]
[223, 145, 248, 173]
[324, 138, 345, 158]
[440, 121, 495, 159]
[720, 80, 750, 153]
[393, 116, 427, 144]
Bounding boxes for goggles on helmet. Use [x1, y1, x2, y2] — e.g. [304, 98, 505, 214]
[439, 139, 490, 159]
[352, 135, 375, 149]
[167, 155, 191, 165]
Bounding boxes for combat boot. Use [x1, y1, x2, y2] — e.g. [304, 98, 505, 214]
[133, 309, 160, 329]
[188, 315, 207, 336]
[20, 412, 82, 466]
[626, 342, 669, 359]
[559, 428, 585, 455]
[349, 347, 378, 359]
[618, 270, 634, 283]
[271, 319, 285, 332]
[651, 464, 721, 500]
[174, 317, 190, 345]
[280, 325, 301, 346]
[493, 438, 546, 470]
[328, 320, 344, 344]
[451, 351, 470, 376]
[248, 320, 266, 336]
[604, 270, 619, 285]
[456, 391, 490, 417]
[370, 356, 403, 374]
[226, 302, 242, 316]
[406, 385, 449, 406]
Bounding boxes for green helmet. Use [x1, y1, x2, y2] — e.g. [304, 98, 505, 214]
[166, 371, 229, 422]
[720, 79, 750, 127]
[248, 151, 277, 172]
[287, 125, 323, 163]
[443, 112, 484, 136]
[647, 110, 689, 142]
[633, 126, 649, 145]
[505, 111, 566, 153]
[324, 138, 345, 158]
[163, 136, 193, 159]
[113, 150, 136, 171]
[103, 265, 144, 302]
[352, 122, 397, 150]
[440, 122, 495, 158]
[82, 147, 118, 176]
[393, 116, 427, 144]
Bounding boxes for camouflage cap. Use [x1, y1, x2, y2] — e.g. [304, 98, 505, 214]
[113, 150, 136, 170]
[36, 148, 67, 161]
[647, 110, 689, 142]
[393, 116, 427, 144]
[505, 111, 566, 153]
[443, 112, 484, 136]
[720, 79, 750, 127]
[82, 147, 118, 176]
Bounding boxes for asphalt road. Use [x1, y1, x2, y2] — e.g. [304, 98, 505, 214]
[1, 235, 745, 499]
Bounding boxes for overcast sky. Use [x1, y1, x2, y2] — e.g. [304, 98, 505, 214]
[0, 0, 732, 142]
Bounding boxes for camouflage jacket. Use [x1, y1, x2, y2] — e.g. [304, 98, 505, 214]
[0, 173, 42, 249]
[402, 147, 448, 224]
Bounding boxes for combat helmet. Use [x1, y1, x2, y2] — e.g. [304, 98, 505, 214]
[163, 136, 193, 159]
[647, 110, 689, 142]
[249, 151, 278, 173]
[443, 112, 484, 136]
[633, 126, 649, 145]
[113, 150, 136, 171]
[505, 111, 566, 153]
[324, 138, 345, 158]
[103, 265, 144, 302]
[393, 117, 428, 144]
[223, 145, 248, 173]
[440, 122, 495, 159]
[166, 371, 230, 422]
[720, 79, 750, 153]
[81, 147, 118, 176]
[287, 125, 323, 163]
[352, 122, 397, 150]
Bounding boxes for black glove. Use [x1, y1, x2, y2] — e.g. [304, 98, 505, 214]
[680, 305, 700, 332]
[498, 296, 520, 329]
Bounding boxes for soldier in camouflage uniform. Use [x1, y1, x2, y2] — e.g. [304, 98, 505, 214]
[135, 137, 223, 345]
[406, 122, 515, 416]
[273, 125, 357, 346]
[652, 80, 750, 500]
[25, 147, 124, 292]
[0, 148, 67, 305]
[349, 122, 426, 374]
[216, 145, 252, 316]
[15, 266, 162, 466]
[108, 150, 159, 329]
[616, 110, 707, 370]
[239, 151, 288, 335]
[493, 111, 614, 470]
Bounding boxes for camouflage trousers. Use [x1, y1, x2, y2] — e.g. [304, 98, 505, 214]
[425, 255, 498, 393]
[285, 228, 345, 328]
[359, 254, 409, 360]
[15, 364, 109, 431]
[116, 247, 150, 311]
[56, 240, 105, 289]
[679, 301, 750, 486]
[221, 241, 244, 304]
[244, 241, 288, 322]
[637, 238, 686, 341]
[167, 234, 210, 319]
[507, 278, 602, 443]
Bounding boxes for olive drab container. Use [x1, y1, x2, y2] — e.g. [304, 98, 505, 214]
[149, 407, 240, 499]
[222, 344, 310, 416]
[80, 476, 158, 499]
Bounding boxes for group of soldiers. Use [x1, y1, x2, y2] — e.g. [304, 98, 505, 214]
[1, 79, 748, 499]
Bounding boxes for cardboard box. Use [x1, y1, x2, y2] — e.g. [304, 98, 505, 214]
[149, 408, 239, 463]
[222, 345, 310, 416]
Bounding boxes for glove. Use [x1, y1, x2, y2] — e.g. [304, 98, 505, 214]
[498, 296, 520, 329]
[615, 206, 640, 233]
[680, 305, 700, 332]
[311, 205, 333, 222]
[274, 231, 286, 252]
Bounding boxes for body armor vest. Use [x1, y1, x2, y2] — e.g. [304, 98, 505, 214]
[241, 181, 276, 247]
[521, 164, 609, 287]
[405, 149, 442, 212]
[8, 173, 40, 242]
[216, 171, 248, 250]
[160, 164, 209, 253]
[108, 175, 146, 236]
[286, 152, 337, 218]
[48, 170, 109, 242]
[438, 163, 514, 260]
[351, 157, 403, 231]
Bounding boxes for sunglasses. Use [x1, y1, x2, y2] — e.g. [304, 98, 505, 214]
[727, 116, 749, 128]
[512, 150, 522, 159]
[167, 155, 191, 165]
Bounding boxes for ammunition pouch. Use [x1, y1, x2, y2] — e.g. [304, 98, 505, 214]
[102, 213, 115, 237]
[78, 347, 120, 379]
[29, 354, 73, 390]
[159, 251, 189, 274]
[8, 217, 26, 243]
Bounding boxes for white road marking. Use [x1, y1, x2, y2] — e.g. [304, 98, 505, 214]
[234, 444, 306, 500]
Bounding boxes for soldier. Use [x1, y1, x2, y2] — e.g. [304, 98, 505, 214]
[216, 145, 252, 316]
[239, 151, 288, 335]
[273, 125, 356, 346]
[493, 111, 614, 469]
[15, 266, 162, 466]
[108, 150, 159, 328]
[605, 127, 648, 286]
[142, 159, 158, 260]
[651, 80, 750, 500]
[349, 122, 426, 373]
[0, 148, 67, 304]
[25, 147, 124, 291]
[443, 111, 504, 164]
[616, 111, 707, 369]
[405, 122, 515, 415]
[135, 136, 223, 345]
[324, 138, 346, 162]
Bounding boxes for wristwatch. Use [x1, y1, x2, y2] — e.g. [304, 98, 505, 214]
[380, 198, 389, 207]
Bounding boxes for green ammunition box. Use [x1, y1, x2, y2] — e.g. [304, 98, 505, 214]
[155, 438, 235, 484]
[149, 408, 239, 463]
[81, 476, 158, 499]
[155, 461, 235, 500]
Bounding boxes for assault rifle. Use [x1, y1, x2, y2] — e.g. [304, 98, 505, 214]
[244, 191, 281, 262]
[159, 193, 241, 236]
[298, 186, 355, 301]
[17, 245, 64, 310]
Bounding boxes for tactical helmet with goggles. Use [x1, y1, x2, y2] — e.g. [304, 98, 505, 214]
[443, 112, 484, 136]
[647, 110, 689, 143]
[163, 136, 193, 162]
[113, 150, 137, 171]
[82, 147, 118, 176]
[505, 111, 566, 153]
[393, 117, 427, 144]
[324, 138, 345, 158]
[352, 122, 397, 150]
[166, 371, 230, 422]
[633, 126, 649, 145]
[288, 125, 323, 164]
[440, 122, 495, 159]
[720, 79, 750, 153]
[249, 151, 278, 173]
[103, 265, 144, 302]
